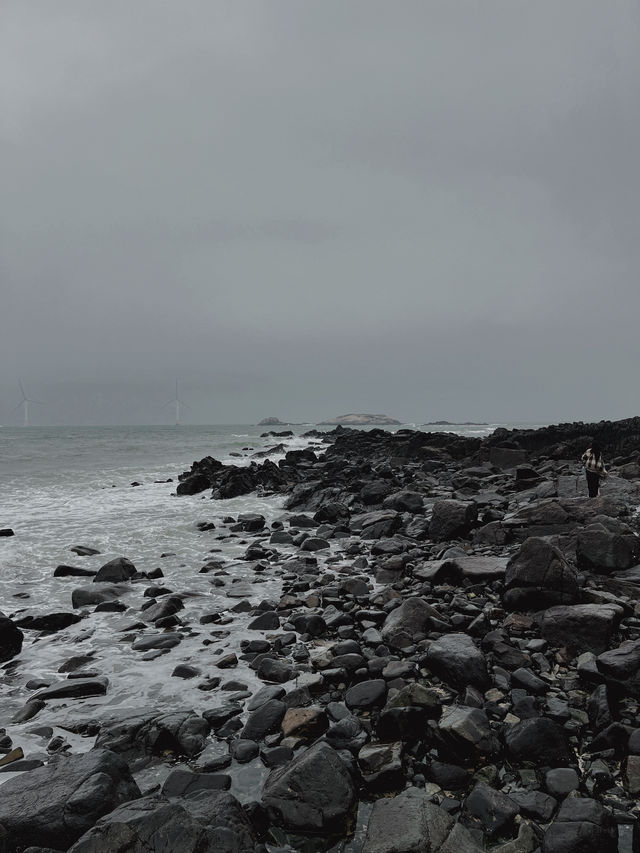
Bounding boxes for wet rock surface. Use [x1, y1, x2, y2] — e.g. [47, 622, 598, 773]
[4, 418, 640, 851]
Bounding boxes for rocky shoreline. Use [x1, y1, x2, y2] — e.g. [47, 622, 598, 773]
[3, 417, 640, 851]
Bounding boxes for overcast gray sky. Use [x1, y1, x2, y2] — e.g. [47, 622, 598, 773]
[2, 1, 639, 425]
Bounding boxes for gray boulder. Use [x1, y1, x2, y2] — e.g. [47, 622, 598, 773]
[543, 796, 617, 853]
[437, 706, 496, 763]
[0, 748, 140, 851]
[262, 741, 357, 833]
[362, 786, 483, 852]
[540, 604, 623, 654]
[504, 718, 571, 766]
[67, 791, 256, 853]
[597, 639, 640, 678]
[95, 709, 210, 760]
[424, 633, 489, 691]
[576, 526, 639, 573]
[429, 500, 478, 541]
[71, 585, 123, 609]
[93, 557, 136, 583]
[381, 597, 443, 649]
[465, 781, 519, 837]
[241, 699, 286, 741]
[382, 490, 425, 513]
[503, 537, 579, 610]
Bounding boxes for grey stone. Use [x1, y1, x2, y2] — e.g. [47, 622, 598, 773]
[262, 741, 357, 833]
[381, 597, 442, 649]
[0, 748, 140, 851]
[67, 791, 256, 853]
[503, 537, 578, 610]
[424, 633, 489, 690]
[93, 557, 136, 583]
[540, 604, 623, 654]
[429, 499, 478, 541]
[362, 787, 483, 852]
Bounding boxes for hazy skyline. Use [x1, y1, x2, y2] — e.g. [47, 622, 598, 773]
[2, 1, 639, 425]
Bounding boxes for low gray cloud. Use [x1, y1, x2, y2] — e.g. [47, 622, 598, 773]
[2, 1, 639, 425]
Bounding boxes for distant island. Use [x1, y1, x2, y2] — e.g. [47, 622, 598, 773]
[317, 413, 402, 426]
[257, 417, 309, 426]
[423, 420, 489, 426]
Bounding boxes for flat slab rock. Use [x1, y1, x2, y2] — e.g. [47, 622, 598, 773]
[414, 556, 507, 583]
[31, 677, 109, 702]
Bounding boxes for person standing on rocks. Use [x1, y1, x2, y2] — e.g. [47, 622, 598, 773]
[581, 440, 607, 497]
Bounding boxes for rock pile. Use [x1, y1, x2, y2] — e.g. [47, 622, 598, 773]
[3, 419, 640, 851]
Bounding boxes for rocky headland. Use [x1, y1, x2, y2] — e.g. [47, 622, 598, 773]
[3, 417, 640, 851]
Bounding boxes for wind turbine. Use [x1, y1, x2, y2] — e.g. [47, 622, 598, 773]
[14, 380, 42, 427]
[162, 380, 190, 425]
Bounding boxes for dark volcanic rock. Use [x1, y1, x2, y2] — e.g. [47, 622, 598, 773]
[54, 565, 97, 578]
[345, 679, 387, 711]
[503, 537, 579, 610]
[543, 796, 617, 853]
[241, 699, 286, 741]
[424, 633, 489, 691]
[0, 748, 141, 851]
[465, 781, 519, 837]
[95, 710, 210, 759]
[362, 787, 483, 853]
[31, 677, 109, 702]
[67, 791, 256, 853]
[15, 612, 82, 633]
[576, 526, 639, 573]
[429, 499, 478, 540]
[0, 615, 24, 663]
[381, 597, 442, 649]
[437, 706, 496, 762]
[262, 741, 357, 834]
[540, 604, 623, 654]
[597, 640, 640, 677]
[176, 473, 212, 495]
[93, 557, 136, 583]
[504, 717, 571, 766]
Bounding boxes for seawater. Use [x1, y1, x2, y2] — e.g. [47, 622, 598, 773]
[0, 421, 546, 791]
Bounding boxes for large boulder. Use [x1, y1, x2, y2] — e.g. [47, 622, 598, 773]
[429, 500, 478, 541]
[381, 598, 443, 649]
[504, 718, 571, 766]
[176, 473, 211, 495]
[0, 748, 140, 851]
[0, 614, 23, 663]
[95, 709, 210, 760]
[361, 786, 483, 852]
[576, 526, 639, 573]
[540, 604, 624, 654]
[262, 741, 357, 834]
[93, 557, 136, 583]
[382, 490, 425, 514]
[436, 706, 497, 763]
[67, 791, 256, 853]
[543, 796, 617, 853]
[503, 537, 579, 610]
[424, 633, 489, 691]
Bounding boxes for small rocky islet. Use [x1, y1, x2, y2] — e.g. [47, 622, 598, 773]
[4, 419, 640, 851]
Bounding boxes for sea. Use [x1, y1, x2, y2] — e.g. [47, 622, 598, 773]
[0, 421, 547, 802]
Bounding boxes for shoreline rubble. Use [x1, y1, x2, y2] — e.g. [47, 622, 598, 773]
[2, 417, 640, 850]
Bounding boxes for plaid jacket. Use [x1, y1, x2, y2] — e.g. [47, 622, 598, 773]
[582, 449, 607, 477]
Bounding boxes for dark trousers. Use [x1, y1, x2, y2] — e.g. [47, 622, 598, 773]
[586, 470, 600, 498]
